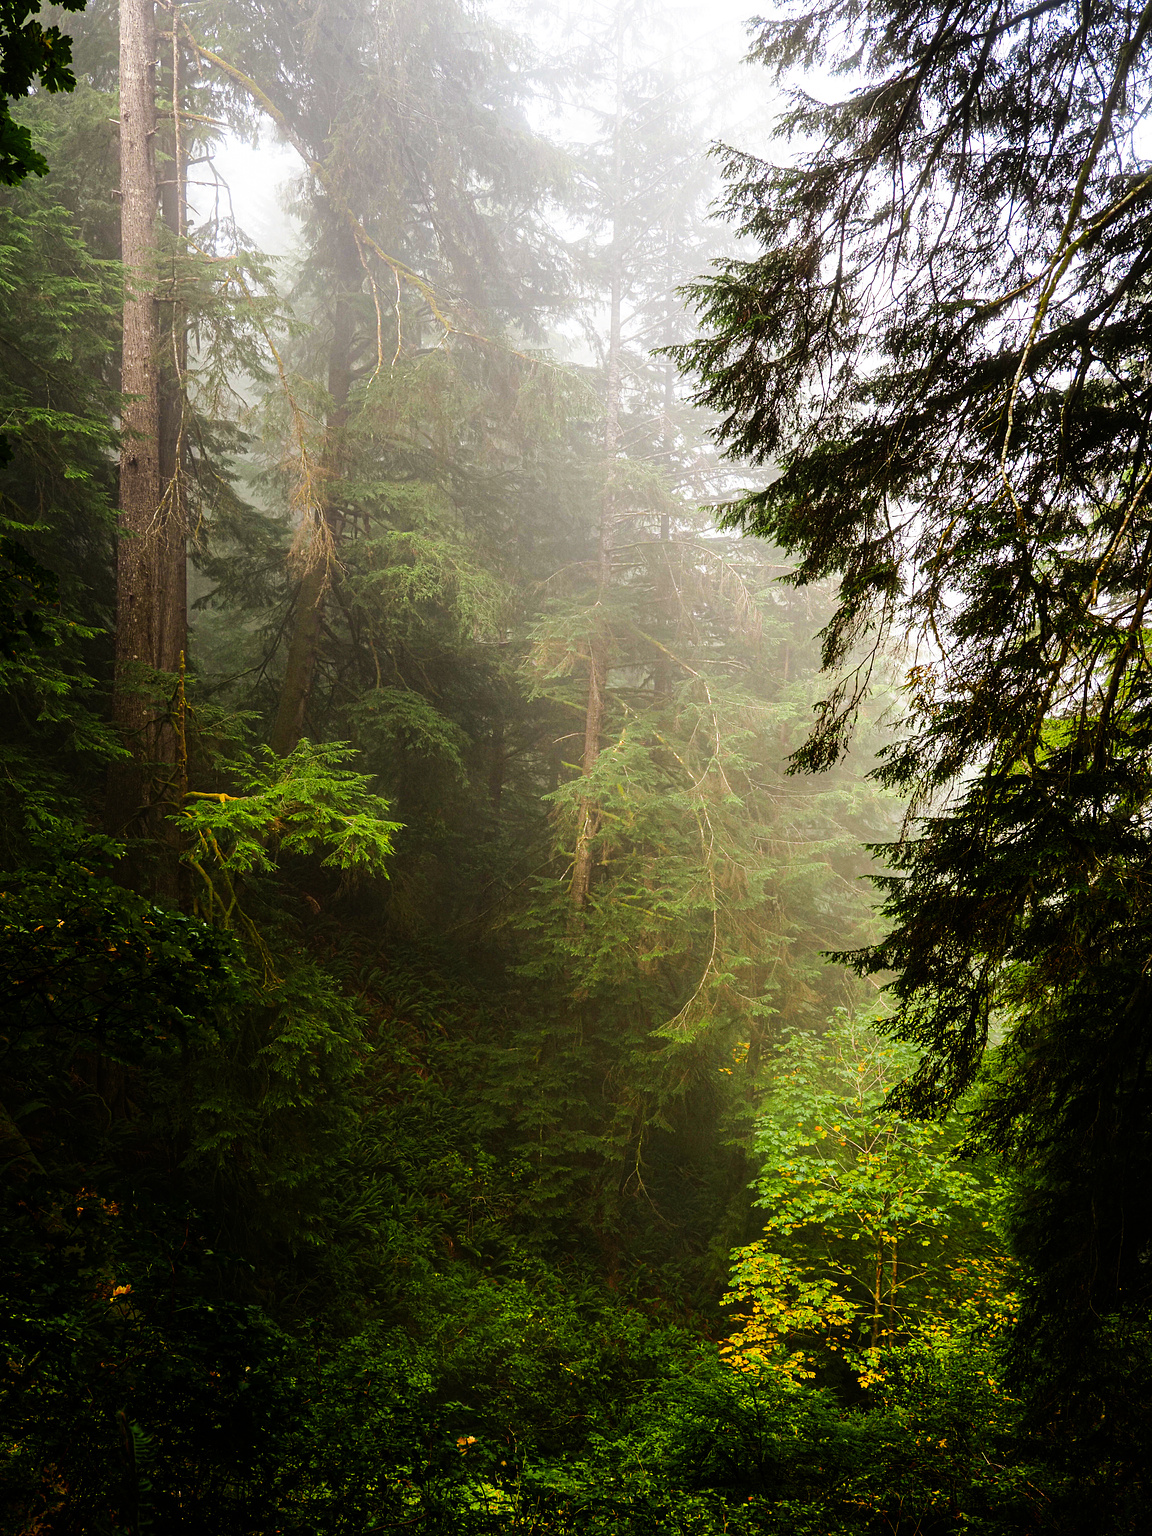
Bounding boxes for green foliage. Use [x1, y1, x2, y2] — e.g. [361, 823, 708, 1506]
[725, 1015, 1014, 1384]
[2, 1270, 313, 1536]
[0, 531, 56, 653]
[181, 740, 400, 924]
[0, 845, 367, 1257]
[0, 166, 121, 853]
[677, 0, 1152, 1508]
[3, 2, 1131, 1528]
[0, 0, 86, 183]
[0, 228, 112, 917]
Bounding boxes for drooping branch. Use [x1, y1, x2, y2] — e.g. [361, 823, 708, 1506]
[182, 30, 459, 339]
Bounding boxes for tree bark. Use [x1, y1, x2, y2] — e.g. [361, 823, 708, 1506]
[870, 1242, 884, 1349]
[269, 226, 360, 757]
[488, 719, 505, 812]
[147, 23, 192, 901]
[107, 0, 161, 841]
[571, 12, 625, 910]
[157, 22, 188, 682]
[652, 358, 676, 701]
[888, 1240, 898, 1338]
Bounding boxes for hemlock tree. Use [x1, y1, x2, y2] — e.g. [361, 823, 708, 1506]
[493, 5, 900, 1281]
[186, 0, 586, 936]
[680, 0, 1152, 1465]
[529, 1, 893, 1032]
[0, 0, 86, 183]
[540, 0, 752, 914]
[176, 0, 567, 758]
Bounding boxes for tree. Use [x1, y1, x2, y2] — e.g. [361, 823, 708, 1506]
[550, 0, 733, 911]
[466, 6, 903, 1286]
[679, 0, 1152, 1418]
[103, 0, 295, 859]
[0, 0, 86, 183]
[106, 0, 204, 851]
[724, 1015, 1011, 1383]
[105, 0, 165, 844]
[183, 0, 569, 758]
[0, 96, 121, 857]
[567, 0, 626, 911]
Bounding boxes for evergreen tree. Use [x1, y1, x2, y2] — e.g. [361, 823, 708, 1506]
[467, 2, 901, 1290]
[6, 1, 1101, 1527]
[104, 0, 280, 866]
[105, 0, 169, 845]
[0, 0, 86, 183]
[0, 79, 121, 854]
[680, 0, 1152, 1482]
[166, 0, 570, 757]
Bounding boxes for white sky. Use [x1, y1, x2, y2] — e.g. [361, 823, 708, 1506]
[192, 0, 825, 259]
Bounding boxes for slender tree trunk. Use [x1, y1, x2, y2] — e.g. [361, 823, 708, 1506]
[652, 358, 676, 700]
[888, 1240, 898, 1337]
[571, 13, 624, 909]
[570, 272, 619, 906]
[488, 719, 505, 812]
[157, 17, 188, 682]
[870, 1241, 884, 1349]
[270, 227, 360, 756]
[147, 19, 191, 901]
[107, 0, 161, 840]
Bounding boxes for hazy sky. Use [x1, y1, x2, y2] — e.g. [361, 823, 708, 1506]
[193, 0, 807, 259]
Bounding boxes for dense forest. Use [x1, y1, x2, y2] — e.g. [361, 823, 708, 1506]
[2, 0, 1151, 1529]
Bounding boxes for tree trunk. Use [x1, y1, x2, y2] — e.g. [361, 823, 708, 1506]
[269, 226, 360, 756]
[157, 22, 188, 682]
[107, 0, 161, 841]
[888, 1240, 898, 1338]
[870, 1241, 884, 1349]
[652, 358, 676, 700]
[149, 24, 191, 901]
[571, 13, 624, 910]
[488, 719, 505, 812]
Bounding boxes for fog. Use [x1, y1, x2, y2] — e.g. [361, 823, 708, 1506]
[195, 0, 792, 285]
[14, 0, 1142, 1526]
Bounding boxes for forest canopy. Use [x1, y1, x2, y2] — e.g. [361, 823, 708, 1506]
[1, 0, 1150, 1531]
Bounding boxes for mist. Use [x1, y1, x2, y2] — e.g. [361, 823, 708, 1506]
[3, 0, 1149, 1529]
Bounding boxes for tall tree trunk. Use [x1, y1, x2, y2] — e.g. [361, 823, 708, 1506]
[652, 357, 676, 701]
[269, 226, 360, 757]
[157, 17, 188, 682]
[870, 1241, 884, 1349]
[488, 718, 505, 812]
[107, 0, 161, 841]
[571, 13, 625, 910]
[888, 1240, 898, 1337]
[149, 19, 191, 901]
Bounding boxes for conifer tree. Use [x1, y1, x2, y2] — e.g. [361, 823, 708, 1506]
[473, 4, 900, 1281]
[570, 0, 626, 910]
[174, 0, 567, 756]
[0, 94, 121, 853]
[0, 0, 87, 183]
[106, 0, 165, 840]
[680, 0, 1152, 1458]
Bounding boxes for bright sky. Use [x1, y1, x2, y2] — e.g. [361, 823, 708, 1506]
[190, 0, 810, 259]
